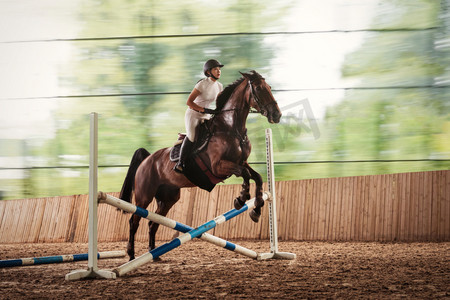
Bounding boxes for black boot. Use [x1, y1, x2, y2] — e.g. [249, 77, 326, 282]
[173, 138, 194, 173]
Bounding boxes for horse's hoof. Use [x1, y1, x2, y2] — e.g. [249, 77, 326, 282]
[234, 197, 245, 210]
[127, 249, 135, 261]
[249, 209, 260, 223]
[254, 196, 265, 208]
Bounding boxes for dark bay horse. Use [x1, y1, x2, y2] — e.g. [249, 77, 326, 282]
[120, 70, 281, 260]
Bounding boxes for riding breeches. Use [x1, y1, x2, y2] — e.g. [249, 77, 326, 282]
[185, 108, 211, 142]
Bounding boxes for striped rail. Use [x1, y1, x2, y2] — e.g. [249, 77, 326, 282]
[98, 192, 265, 261]
[106, 192, 270, 277]
[0, 251, 125, 268]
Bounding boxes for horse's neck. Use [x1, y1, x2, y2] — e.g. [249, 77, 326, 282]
[219, 82, 250, 133]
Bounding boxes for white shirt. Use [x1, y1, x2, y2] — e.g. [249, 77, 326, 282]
[193, 77, 223, 108]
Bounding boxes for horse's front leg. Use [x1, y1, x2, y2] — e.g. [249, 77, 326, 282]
[242, 162, 264, 223]
[234, 167, 251, 210]
[213, 160, 250, 210]
[214, 160, 263, 222]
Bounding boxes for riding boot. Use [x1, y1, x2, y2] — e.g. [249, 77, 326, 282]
[173, 138, 194, 173]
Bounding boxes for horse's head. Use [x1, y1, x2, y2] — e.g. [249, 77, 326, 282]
[240, 70, 282, 124]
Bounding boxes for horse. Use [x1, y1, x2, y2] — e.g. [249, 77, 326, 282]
[119, 70, 282, 260]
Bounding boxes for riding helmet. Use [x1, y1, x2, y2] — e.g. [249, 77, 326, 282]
[203, 59, 224, 77]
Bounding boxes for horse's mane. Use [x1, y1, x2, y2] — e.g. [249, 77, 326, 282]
[215, 77, 246, 111]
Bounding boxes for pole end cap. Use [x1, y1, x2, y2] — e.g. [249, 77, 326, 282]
[97, 191, 107, 201]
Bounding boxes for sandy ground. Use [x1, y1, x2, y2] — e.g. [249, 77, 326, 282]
[0, 241, 449, 299]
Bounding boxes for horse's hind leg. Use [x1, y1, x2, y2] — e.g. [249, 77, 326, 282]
[148, 186, 180, 259]
[127, 214, 141, 260]
[127, 192, 155, 261]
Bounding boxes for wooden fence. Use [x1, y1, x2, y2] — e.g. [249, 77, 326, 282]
[0, 170, 448, 244]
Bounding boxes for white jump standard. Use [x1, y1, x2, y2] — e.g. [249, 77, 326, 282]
[66, 113, 117, 280]
[259, 128, 296, 260]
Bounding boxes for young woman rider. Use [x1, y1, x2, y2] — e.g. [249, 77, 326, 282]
[174, 59, 224, 173]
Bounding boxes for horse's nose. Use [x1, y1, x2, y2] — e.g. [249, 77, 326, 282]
[272, 110, 282, 123]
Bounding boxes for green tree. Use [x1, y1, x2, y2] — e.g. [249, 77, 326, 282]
[323, 0, 450, 176]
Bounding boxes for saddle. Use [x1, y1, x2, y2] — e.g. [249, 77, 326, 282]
[169, 120, 210, 162]
[170, 121, 228, 192]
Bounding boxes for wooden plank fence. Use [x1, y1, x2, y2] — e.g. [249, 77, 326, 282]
[0, 170, 448, 244]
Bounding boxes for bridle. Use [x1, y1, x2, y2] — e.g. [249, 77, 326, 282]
[248, 79, 278, 116]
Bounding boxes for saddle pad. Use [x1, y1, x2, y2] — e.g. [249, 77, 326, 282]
[169, 142, 182, 162]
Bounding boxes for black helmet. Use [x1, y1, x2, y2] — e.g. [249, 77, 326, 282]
[203, 59, 224, 77]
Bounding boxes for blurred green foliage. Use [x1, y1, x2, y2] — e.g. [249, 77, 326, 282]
[0, 0, 449, 200]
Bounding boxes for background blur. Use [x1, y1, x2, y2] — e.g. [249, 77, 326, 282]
[0, 0, 449, 200]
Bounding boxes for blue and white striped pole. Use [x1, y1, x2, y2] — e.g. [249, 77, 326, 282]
[111, 193, 269, 277]
[0, 250, 125, 268]
[98, 192, 266, 261]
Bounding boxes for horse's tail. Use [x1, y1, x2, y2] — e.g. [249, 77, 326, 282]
[119, 148, 151, 203]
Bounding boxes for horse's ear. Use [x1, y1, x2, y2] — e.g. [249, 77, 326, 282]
[250, 70, 262, 79]
[239, 71, 251, 80]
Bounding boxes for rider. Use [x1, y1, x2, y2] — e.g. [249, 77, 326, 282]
[173, 59, 224, 173]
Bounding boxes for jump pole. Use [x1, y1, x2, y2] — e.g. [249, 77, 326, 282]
[0, 251, 125, 268]
[112, 193, 270, 277]
[98, 192, 261, 260]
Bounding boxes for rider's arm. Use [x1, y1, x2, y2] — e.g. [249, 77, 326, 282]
[186, 88, 204, 112]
